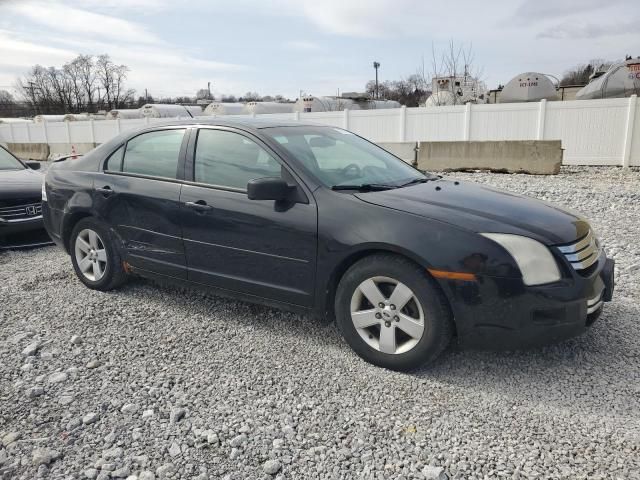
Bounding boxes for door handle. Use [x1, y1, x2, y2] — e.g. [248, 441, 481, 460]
[96, 186, 114, 197]
[185, 200, 213, 212]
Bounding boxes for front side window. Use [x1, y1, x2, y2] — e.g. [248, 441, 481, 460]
[122, 129, 185, 179]
[264, 126, 426, 188]
[0, 147, 24, 170]
[194, 129, 281, 190]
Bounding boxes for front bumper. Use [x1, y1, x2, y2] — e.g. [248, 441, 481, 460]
[0, 216, 52, 249]
[444, 252, 615, 350]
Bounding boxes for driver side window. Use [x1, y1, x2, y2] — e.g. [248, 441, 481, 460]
[194, 129, 282, 190]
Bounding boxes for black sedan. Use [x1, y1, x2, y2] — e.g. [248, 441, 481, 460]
[42, 119, 614, 370]
[0, 145, 51, 249]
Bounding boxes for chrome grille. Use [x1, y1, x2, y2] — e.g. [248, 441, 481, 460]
[0, 202, 42, 222]
[556, 230, 600, 271]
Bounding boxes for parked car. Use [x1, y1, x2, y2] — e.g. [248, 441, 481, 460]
[42, 119, 615, 370]
[0, 145, 51, 249]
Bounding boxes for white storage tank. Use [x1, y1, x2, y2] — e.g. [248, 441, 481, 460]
[63, 113, 92, 122]
[294, 96, 360, 113]
[34, 115, 67, 123]
[576, 58, 640, 100]
[140, 104, 201, 118]
[244, 102, 294, 114]
[0, 118, 33, 124]
[203, 103, 247, 116]
[423, 91, 458, 107]
[106, 109, 143, 119]
[184, 105, 203, 116]
[499, 72, 558, 103]
[359, 100, 401, 109]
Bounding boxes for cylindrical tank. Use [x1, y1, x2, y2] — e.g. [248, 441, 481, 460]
[498, 72, 558, 103]
[140, 104, 199, 118]
[106, 109, 143, 120]
[34, 115, 67, 123]
[184, 105, 203, 116]
[0, 118, 33, 124]
[63, 113, 92, 122]
[203, 103, 247, 116]
[423, 91, 458, 107]
[358, 100, 402, 110]
[294, 96, 360, 113]
[576, 59, 640, 100]
[244, 102, 294, 114]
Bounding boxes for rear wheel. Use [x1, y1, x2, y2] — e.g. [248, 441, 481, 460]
[70, 218, 127, 291]
[335, 254, 453, 371]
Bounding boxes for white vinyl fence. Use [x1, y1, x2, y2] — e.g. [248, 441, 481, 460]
[1, 96, 638, 166]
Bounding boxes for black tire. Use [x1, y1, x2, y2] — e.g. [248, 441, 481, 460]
[335, 253, 453, 371]
[69, 217, 127, 291]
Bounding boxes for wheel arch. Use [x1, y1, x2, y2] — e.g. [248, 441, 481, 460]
[322, 246, 455, 333]
[61, 211, 93, 253]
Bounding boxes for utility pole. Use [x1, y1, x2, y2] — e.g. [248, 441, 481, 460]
[373, 61, 381, 99]
[145, 88, 148, 103]
[207, 81, 212, 99]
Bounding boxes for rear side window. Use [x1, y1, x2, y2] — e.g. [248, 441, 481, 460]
[122, 129, 185, 179]
[194, 129, 281, 189]
[105, 145, 124, 171]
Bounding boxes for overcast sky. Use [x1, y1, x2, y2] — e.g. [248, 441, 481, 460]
[0, 0, 637, 99]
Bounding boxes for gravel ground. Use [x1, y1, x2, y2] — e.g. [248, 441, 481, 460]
[1, 166, 639, 480]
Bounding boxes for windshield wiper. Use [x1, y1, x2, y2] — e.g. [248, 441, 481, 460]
[397, 177, 434, 188]
[331, 183, 397, 192]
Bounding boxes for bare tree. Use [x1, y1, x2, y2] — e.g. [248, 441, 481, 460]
[560, 59, 613, 86]
[425, 40, 486, 106]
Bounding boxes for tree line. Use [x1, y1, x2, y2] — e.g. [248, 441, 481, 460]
[14, 54, 135, 115]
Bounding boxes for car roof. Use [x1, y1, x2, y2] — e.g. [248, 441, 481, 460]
[144, 117, 320, 131]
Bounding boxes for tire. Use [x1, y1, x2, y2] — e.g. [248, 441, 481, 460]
[70, 217, 127, 291]
[335, 253, 453, 371]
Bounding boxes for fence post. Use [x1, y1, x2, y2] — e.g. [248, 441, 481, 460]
[622, 94, 637, 168]
[8, 122, 15, 143]
[537, 99, 547, 140]
[343, 108, 349, 129]
[463, 103, 471, 140]
[42, 121, 49, 144]
[65, 121, 71, 143]
[399, 106, 407, 142]
[116, 118, 121, 134]
[25, 123, 31, 143]
[89, 119, 96, 144]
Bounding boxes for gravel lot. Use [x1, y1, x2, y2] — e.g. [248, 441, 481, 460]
[1, 166, 639, 480]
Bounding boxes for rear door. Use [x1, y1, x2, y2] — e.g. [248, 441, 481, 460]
[179, 127, 318, 306]
[94, 127, 189, 279]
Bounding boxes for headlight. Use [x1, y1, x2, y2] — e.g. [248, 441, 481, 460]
[41, 179, 47, 202]
[481, 233, 561, 286]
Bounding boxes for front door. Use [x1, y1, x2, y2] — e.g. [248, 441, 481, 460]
[180, 127, 317, 307]
[95, 127, 189, 278]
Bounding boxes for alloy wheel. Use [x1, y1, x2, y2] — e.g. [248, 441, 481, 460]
[350, 276, 425, 354]
[74, 228, 107, 282]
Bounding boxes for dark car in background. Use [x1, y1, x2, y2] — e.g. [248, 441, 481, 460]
[0, 145, 51, 249]
[42, 119, 615, 370]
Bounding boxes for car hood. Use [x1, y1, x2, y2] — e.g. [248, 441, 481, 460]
[0, 168, 43, 203]
[355, 179, 589, 245]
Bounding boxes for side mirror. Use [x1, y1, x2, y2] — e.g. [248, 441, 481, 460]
[25, 161, 41, 170]
[247, 177, 290, 201]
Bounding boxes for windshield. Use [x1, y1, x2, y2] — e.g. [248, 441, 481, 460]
[0, 147, 24, 170]
[263, 126, 427, 189]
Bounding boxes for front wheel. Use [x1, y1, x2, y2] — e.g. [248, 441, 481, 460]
[70, 217, 127, 291]
[335, 254, 453, 371]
